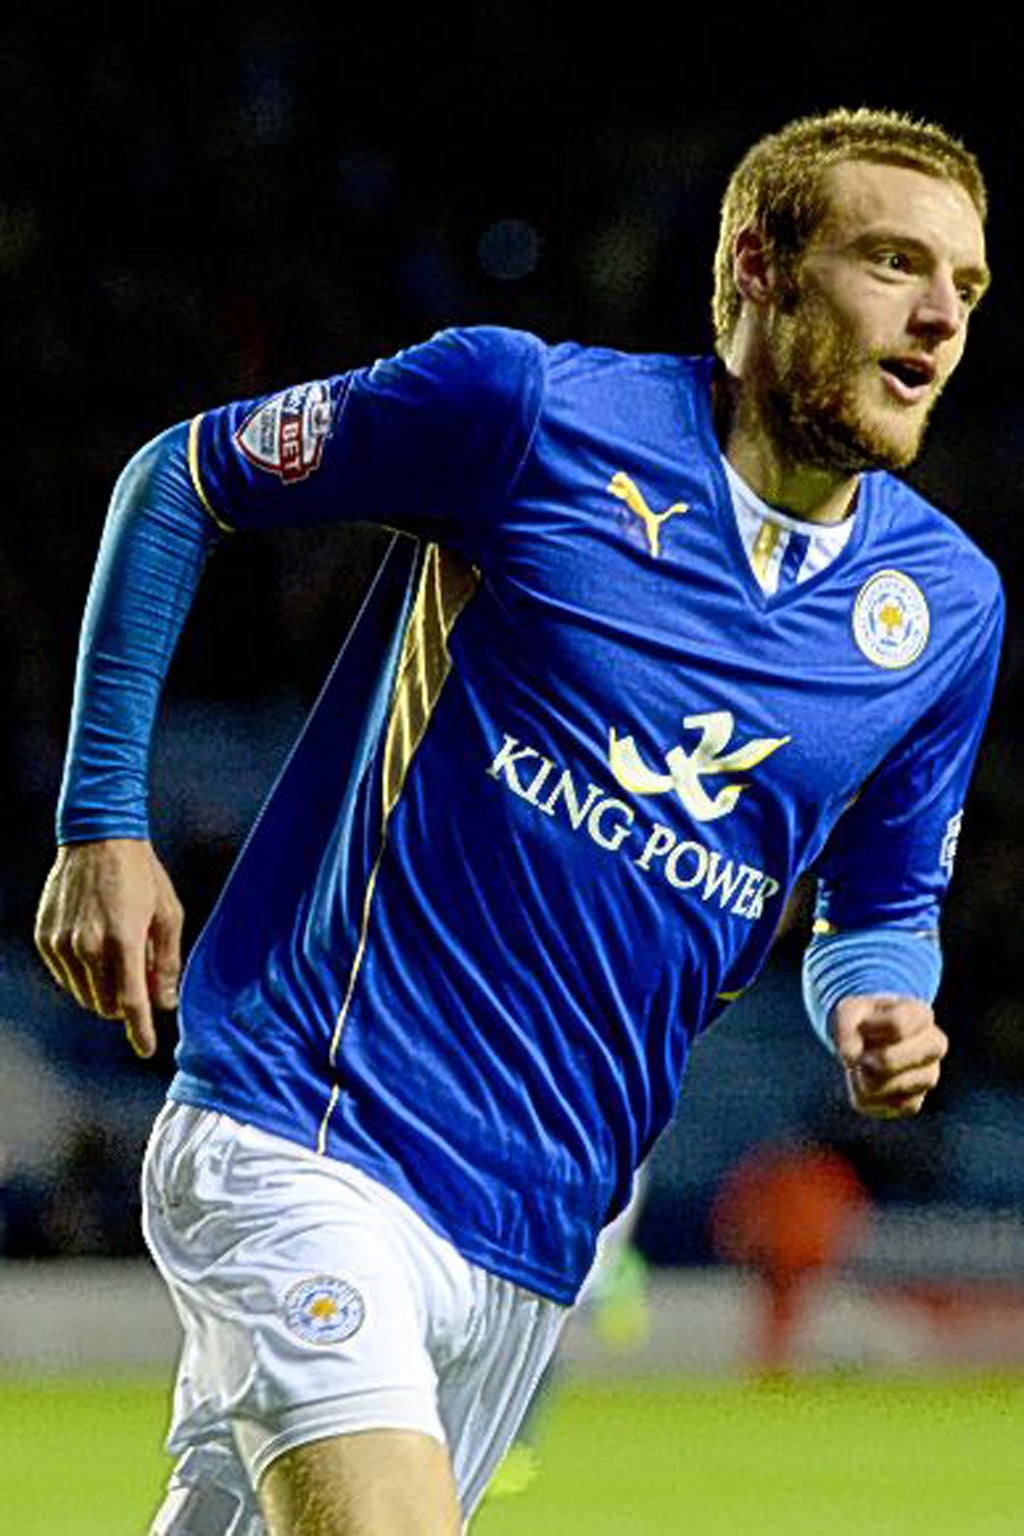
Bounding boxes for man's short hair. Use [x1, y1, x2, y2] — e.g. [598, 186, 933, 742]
[712, 107, 988, 356]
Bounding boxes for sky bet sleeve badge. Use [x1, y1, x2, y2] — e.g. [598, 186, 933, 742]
[234, 380, 334, 483]
[282, 1274, 366, 1346]
[852, 569, 930, 669]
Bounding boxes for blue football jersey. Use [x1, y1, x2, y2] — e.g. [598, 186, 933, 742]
[171, 326, 1003, 1302]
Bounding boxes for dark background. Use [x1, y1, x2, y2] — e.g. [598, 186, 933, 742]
[1, 8, 1021, 1262]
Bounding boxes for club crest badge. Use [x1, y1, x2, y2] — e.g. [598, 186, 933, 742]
[282, 1275, 365, 1346]
[852, 570, 930, 669]
[235, 380, 333, 483]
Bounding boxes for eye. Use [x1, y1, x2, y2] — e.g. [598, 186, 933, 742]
[956, 282, 980, 309]
[875, 250, 912, 274]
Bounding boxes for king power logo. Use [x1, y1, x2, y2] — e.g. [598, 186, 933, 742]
[485, 712, 787, 924]
[609, 711, 790, 822]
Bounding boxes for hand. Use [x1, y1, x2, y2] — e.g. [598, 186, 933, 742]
[34, 838, 184, 1059]
[830, 995, 948, 1119]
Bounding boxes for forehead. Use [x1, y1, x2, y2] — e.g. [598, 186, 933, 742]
[815, 159, 986, 264]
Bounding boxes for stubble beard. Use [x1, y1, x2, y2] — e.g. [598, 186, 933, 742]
[762, 300, 934, 476]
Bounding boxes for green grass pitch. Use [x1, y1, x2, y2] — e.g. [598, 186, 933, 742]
[1, 1374, 1022, 1534]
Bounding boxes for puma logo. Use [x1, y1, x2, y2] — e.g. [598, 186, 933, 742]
[608, 471, 688, 558]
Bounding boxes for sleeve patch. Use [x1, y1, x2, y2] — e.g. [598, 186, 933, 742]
[234, 381, 334, 483]
[939, 809, 964, 876]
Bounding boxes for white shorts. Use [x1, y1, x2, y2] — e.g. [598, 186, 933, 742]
[142, 1103, 567, 1531]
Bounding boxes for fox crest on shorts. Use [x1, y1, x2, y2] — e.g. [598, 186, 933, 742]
[282, 1274, 366, 1346]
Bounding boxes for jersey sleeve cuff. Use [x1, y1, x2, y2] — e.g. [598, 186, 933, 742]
[801, 926, 943, 1056]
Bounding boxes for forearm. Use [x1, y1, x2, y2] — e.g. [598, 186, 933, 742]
[57, 421, 221, 842]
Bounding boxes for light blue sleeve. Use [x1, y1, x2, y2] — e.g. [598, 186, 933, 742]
[56, 421, 220, 842]
[802, 927, 943, 1056]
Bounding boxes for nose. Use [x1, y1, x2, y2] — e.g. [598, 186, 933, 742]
[910, 269, 962, 343]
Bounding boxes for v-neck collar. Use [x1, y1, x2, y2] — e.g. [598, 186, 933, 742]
[688, 356, 876, 615]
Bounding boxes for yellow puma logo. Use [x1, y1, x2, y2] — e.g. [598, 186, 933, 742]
[608, 471, 688, 557]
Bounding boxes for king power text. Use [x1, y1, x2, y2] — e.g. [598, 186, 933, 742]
[486, 733, 782, 923]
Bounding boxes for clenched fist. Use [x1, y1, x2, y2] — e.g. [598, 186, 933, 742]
[830, 995, 948, 1118]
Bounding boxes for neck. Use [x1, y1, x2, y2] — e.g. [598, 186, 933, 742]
[712, 366, 859, 527]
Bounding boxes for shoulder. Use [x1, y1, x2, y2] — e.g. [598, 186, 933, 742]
[542, 338, 702, 388]
[535, 341, 711, 439]
[350, 327, 553, 448]
[371, 326, 703, 391]
[368, 331, 710, 444]
[366, 324, 547, 392]
[871, 473, 1004, 619]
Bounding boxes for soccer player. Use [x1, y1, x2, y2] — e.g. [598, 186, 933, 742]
[35, 106, 1001, 1536]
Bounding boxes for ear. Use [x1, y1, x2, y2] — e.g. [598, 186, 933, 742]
[733, 226, 777, 308]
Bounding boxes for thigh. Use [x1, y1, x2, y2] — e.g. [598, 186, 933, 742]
[259, 1428, 462, 1536]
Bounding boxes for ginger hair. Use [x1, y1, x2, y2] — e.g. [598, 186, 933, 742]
[712, 107, 987, 356]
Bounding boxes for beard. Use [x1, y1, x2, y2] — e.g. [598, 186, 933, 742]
[760, 294, 937, 475]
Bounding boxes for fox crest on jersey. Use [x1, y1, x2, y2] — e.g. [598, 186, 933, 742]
[235, 381, 333, 482]
[853, 569, 930, 669]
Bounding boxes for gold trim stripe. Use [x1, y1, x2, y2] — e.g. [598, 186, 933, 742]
[316, 543, 479, 1154]
[381, 544, 479, 820]
[188, 415, 234, 533]
[750, 521, 782, 588]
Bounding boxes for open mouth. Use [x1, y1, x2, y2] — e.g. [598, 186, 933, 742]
[879, 355, 935, 403]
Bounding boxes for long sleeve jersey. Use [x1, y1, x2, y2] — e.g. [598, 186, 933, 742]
[58, 326, 1004, 1301]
